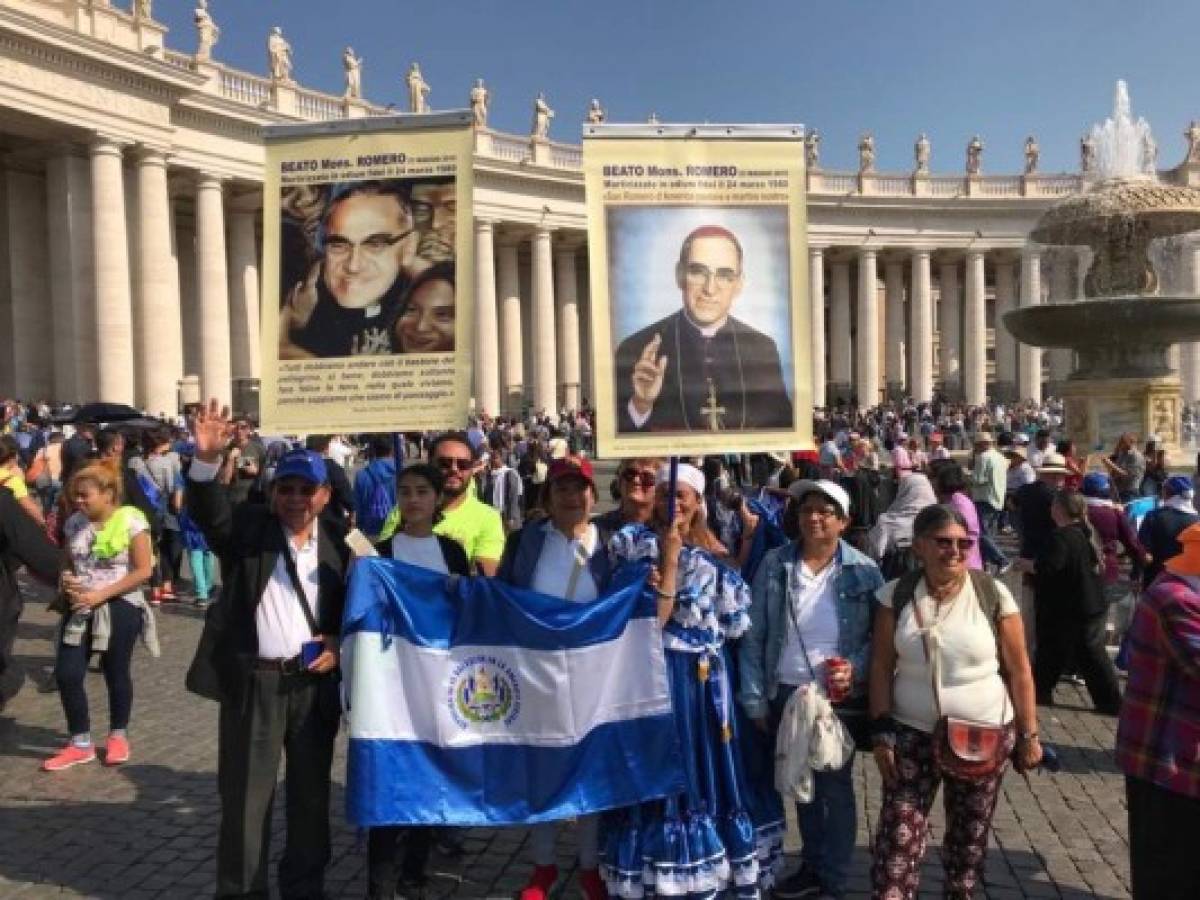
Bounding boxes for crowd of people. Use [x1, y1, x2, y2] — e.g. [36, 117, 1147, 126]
[0, 394, 1198, 898]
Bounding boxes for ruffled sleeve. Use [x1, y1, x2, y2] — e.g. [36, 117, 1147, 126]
[608, 523, 659, 569]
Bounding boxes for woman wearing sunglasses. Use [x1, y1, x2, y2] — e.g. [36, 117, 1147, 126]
[868, 504, 1040, 899]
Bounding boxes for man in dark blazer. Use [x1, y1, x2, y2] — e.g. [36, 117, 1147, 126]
[188, 399, 349, 900]
[613, 225, 793, 433]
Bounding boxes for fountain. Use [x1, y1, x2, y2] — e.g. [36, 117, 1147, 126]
[1004, 81, 1200, 455]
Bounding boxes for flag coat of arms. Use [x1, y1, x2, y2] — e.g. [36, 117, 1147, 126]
[342, 558, 684, 826]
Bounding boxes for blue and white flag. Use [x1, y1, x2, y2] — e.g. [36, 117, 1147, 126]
[342, 558, 684, 827]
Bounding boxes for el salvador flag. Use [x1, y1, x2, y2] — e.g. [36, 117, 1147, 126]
[342, 557, 685, 827]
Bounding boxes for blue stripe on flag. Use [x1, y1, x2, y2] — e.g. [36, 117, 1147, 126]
[346, 716, 684, 826]
[342, 557, 655, 650]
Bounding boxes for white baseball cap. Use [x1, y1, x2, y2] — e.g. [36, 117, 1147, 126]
[789, 479, 852, 518]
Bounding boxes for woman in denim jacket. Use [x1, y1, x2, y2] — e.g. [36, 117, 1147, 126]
[739, 479, 883, 900]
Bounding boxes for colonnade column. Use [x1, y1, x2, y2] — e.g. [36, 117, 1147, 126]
[1018, 248, 1043, 403]
[46, 148, 84, 400]
[909, 249, 934, 403]
[194, 173, 231, 407]
[963, 249, 987, 406]
[1047, 250, 1074, 387]
[938, 259, 961, 399]
[497, 240, 523, 414]
[1182, 242, 1200, 405]
[554, 244, 581, 411]
[228, 205, 261, 384]
[89, 135, 135, 405]
[531, 228, 557, 415]
[993, 258, 1017, 401]
[6, 167, 53, 400]
[809, 247, 826, 408]
[133, 147, 183, 415]
[828, 260, 852, 402]
[855, 248, 879, 405]
[473, 219, 500, 416]
[884, 258, 906, 399]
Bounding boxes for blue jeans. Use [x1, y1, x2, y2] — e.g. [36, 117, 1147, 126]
[770, 685, 856, 897]
[974, 501, 1010, 569]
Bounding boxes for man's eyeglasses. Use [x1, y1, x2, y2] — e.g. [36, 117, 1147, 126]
[799, 505, 839, 520]
[621, 470, 657, 489]
[683, 262, 740, 288]
[436, 457, 474, 472]
[275, 483, 320, 498]
[325, 230, 412, 260]
[932, 536, 976, 553]
[411, 200, 456, 224]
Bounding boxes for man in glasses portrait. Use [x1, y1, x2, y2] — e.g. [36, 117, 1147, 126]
[280, 178, 454, 359]
[613, 224, 793, 434]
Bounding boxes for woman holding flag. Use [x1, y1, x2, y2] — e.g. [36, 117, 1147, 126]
[602, 462, 783, 900]
[496, 456, 615, 900]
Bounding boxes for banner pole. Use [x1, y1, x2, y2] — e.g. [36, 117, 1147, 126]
[665, 456, 680, 525]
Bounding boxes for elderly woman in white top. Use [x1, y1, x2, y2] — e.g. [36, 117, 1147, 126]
[868, 504, 1041, 899]
[867, 472, 937, 576]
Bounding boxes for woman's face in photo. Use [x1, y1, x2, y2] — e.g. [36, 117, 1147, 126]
[397, 277, 455, 353]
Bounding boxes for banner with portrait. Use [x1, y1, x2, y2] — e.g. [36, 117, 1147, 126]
[582, 127, 811, 457]
[260, 116, 473, 433]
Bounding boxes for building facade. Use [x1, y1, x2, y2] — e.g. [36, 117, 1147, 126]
[3, 0, 1200, 419]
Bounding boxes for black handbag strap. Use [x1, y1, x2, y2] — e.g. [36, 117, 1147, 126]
[280, 532, 321, 637]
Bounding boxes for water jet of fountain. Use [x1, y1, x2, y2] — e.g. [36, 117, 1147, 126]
[1088, 79, 1157, 182]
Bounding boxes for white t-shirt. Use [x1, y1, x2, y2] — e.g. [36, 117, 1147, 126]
[877, 575, 1018, 733]
[776, 559, 841, 686]
[530, 522, 599, 603]
[390, 533, 448, 574]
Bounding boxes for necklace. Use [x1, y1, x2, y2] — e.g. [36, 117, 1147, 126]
[924, 571, 965, 604]
[673, 314, 747, 430]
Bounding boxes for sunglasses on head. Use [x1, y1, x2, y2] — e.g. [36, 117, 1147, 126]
[621, 470, 657, 488]
[436, 457, 474, 472]
[932, 536, 976, 552]
[274, 483, 319, 498]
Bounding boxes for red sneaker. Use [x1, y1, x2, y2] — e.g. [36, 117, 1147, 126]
[578, 867, 608, 900]
[104, 735, 130, 766]
[518, 864, 559, 900]
[42, 743, 96, 772]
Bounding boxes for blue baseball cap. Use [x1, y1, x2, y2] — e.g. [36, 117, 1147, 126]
[1081, 472, 1111, 498]
[273, 449, 328, 485]
[1165, 475, 1194, 498]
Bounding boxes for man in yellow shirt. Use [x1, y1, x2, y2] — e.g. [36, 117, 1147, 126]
[378, 432, 504, 576]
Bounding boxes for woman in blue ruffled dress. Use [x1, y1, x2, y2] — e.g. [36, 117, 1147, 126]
[602, 463, 784, 899]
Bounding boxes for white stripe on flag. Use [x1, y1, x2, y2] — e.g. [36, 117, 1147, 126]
[345, 616, 671, 749]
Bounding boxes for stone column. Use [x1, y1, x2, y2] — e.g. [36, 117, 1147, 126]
[1047, 250, 1074, 386]
[6, 168, 53, 400]
[497, 240, 524, 414]
[1018, 248, 1043, 403]
[884, 258, 906, 398]
[473, 219, 500, 416]
[993, 258, 1018, 401]
[227, 205, 261, 382]
[963, 249, 987, 406]
[809, 246, 826, 408]
[89, 136, 135, 405]
[554, 244, 581, 411]
[46, 149, 80, 400]
[855, 249, 879, 406]
[829, 260, 852, 402]
[133, 147, 184, 415]
[194, 173, 232, 406]
[1181, 242, 1200, 405]
[938, 259, 961, 398]
[910, 249, 934, 403]
[531, 228, 557, 415]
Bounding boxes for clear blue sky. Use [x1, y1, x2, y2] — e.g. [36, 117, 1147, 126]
[153, 0, 1200, 174]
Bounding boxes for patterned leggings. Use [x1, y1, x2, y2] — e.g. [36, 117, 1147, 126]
[871, 723, 1014, 900]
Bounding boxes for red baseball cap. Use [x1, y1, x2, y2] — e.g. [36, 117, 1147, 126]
[546, 457, 595, 489]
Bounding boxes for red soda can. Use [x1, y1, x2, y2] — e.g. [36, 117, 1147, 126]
[826, 656, 850, 703]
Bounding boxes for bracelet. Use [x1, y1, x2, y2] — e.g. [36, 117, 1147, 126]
[654, 589, 676, 600]
[871, 732, 897, 749]
[1018, 731, 1039, 742]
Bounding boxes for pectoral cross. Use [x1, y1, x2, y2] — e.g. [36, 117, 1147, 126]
[700, 378, 725, 432]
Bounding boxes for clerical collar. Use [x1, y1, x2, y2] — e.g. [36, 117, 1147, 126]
[681, 309, 728, 338]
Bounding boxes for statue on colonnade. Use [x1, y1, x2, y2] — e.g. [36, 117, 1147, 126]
[1186, 121, 1200, 165]
[1081, 133, 1097, 174]
[858, 132, 875, 173]
[1141, 131, 1158, 175]
[470, 78, 490, 128]
[1024, 135, 1040, 175]
[193, 0, 219, 61]
[134, 0, 153, 20]
[914, 133, 931, 174]
[587, 99, 605, 124]
[532, 92, 554, 140]
[342, 47, 363, 99]
[966, 135, 983, 175]
[267, 26, 293, 83]
[407, 63, 431, 113]
[805, 130, 820, 170]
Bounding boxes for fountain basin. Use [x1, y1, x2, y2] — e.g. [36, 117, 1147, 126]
[1003, 297, 1200, 378]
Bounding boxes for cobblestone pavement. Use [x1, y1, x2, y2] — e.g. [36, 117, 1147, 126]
[0, 536, 1132, 898]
